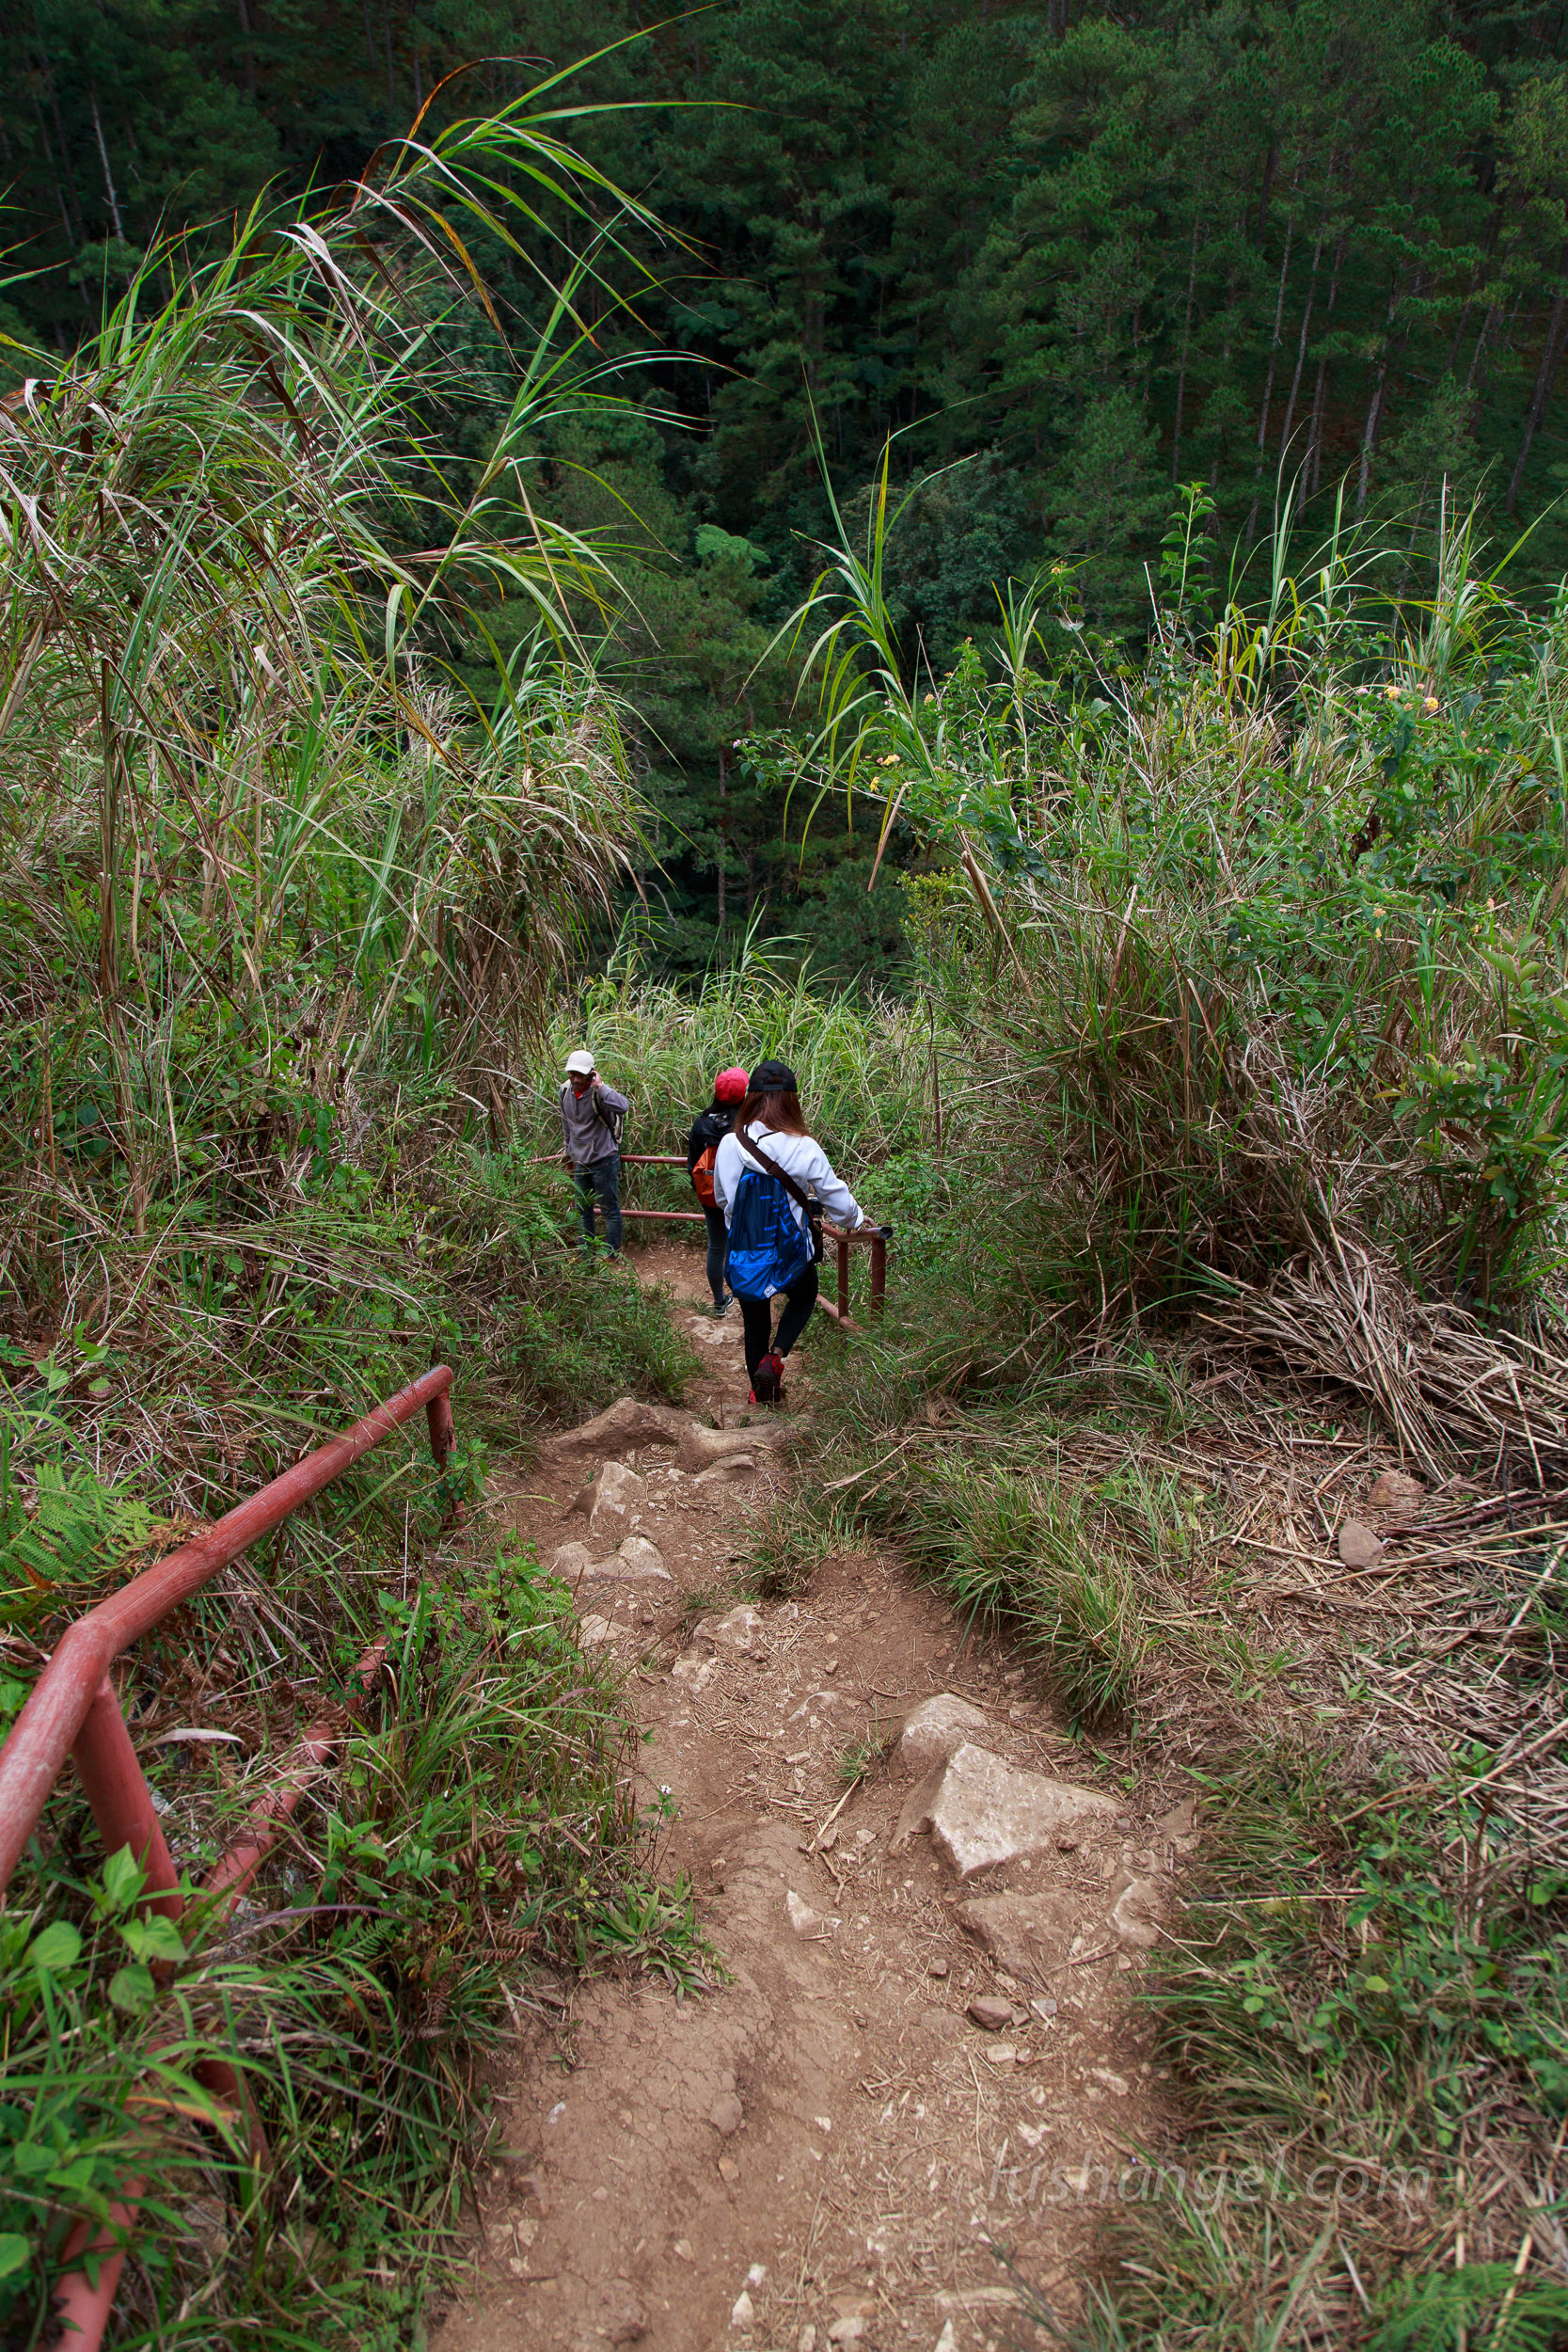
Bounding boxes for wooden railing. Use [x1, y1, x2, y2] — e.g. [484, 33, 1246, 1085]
[589, 1155, 889, 1325]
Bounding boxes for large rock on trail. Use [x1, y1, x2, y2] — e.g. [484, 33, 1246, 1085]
[898, 1693, 990, 1777]
[905, 1742, 1120, 1878]
[675, 1420, 793, 1473]
[587, 1460, 647, 1547]
[549, 1395, 687, 1461]
[956, 1889, 1082, 1984]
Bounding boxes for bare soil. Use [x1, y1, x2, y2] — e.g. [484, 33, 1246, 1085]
[433, 1245, 1173, 2352]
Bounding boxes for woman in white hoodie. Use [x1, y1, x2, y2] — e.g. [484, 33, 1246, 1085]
[713, 1058, 872, 1405]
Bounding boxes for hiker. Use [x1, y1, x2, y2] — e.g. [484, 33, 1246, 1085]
[713, 1058, 872, 1405]
[559, 1049, 628, 1255]
[687, 1065, 749, 1314]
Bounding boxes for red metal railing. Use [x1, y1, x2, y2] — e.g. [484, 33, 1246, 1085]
[583, 1154, 890, 1320]
[0, 1365, 455, 2349]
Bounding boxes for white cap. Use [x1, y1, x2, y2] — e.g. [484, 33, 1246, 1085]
[564, 1048, 594, 1075]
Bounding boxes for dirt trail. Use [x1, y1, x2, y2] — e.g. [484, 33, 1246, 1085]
[433, 1246, 1178, 2352]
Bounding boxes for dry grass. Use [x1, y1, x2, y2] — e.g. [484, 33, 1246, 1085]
[1211, 1230, 1568, 1485]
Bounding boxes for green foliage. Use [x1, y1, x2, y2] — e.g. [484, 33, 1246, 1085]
[775, 482, 1568, 1317]
[1367, 2265, 1568, 2351]
[13, 3, 1568, 956]
[1, 1535, 703, 2337]
[506, 1261, 700, 1417]
[0, 105, 704, 2348]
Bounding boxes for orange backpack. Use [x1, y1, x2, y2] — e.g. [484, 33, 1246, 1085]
[691, 1144, 719, 1207]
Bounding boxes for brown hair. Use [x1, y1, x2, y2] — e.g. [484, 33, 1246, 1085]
[736, 1089, 807, 1136]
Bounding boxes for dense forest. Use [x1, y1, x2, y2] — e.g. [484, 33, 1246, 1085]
[7, 0, 1568, 970]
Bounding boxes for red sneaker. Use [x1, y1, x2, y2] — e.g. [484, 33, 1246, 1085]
[752, 1351, 785, 1405]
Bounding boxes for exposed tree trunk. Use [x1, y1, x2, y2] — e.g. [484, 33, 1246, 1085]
[88, 89, 124, 242]
[31, 15, 85, 243]
[1356, 277, 1406, 516]
[235, 0, 257, 99]
[382, 0, 395, 108]
[716, 745, 727, 931]
[1467, 301, 1502, 394]
[1356, 358, 1389, 515]
[1507, 250, 1568, 514]
[1446, 204, 1502, 375]
[27, 93, 76, 249]
[1171, 215, 1200, 481]
[1245, 189, 1296, 538]
[1279, 170, 1334, 481]
[1305, 230, 1347, 500]
[411, 4, 422, 109]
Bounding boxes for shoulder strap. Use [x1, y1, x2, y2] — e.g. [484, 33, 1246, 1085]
[741, 1125, 814, 1216]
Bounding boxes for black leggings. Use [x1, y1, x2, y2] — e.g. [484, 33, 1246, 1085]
[738, 1263, 819, 1382]
[701, 1202, 729, 1307]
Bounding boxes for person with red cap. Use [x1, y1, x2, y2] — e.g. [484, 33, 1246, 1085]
[687, 1065, 749, 1312]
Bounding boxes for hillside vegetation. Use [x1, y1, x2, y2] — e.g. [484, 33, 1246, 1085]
[5, 27, 1568, 2350]
[0, 93, 707, 2347]
[8, 0, 1568, 965]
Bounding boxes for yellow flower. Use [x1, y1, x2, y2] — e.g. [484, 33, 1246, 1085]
[1424, 695, 1439, 712]
[1385, 683, 1401, 700]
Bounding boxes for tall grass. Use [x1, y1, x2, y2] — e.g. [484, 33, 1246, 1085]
[784, 480, 1568, 1327]
[660, 480, 1568, 2343]
[0, 74, 710, 2344]
[532, 933, 935, 1171]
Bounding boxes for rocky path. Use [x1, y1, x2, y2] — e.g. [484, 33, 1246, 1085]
[433, 1248, 1189, 2352]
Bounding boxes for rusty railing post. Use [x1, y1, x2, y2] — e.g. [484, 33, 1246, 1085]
[426, 1381, 453, 1470]
[71, 1679, 183, 1922]
[836, 1229, 849, 1321]
[870, 1231, 886, 1317]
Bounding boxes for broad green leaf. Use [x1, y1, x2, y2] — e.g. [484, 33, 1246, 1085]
[108, 1963, 157, 2014]
[28, 1921, 82, 1974]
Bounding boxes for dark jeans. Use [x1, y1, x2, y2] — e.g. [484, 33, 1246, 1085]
[702, 1202, 729, 1307]
[738, 1263, 818, 1382]
[575, 1154, 622, 1252]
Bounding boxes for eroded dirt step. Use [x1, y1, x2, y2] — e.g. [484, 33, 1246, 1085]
[434, 1245, 1180, 2352]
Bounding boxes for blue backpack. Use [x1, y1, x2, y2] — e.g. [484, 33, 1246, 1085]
[725, 1162, 812, 1298]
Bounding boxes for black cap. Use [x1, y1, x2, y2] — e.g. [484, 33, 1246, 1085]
[748, 1059, 799, 1093]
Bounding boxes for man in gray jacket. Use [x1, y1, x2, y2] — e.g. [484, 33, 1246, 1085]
[559, 1048, 628, 1255]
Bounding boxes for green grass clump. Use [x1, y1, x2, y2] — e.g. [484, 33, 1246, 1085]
[1068, 1756, 1568, 2350]
[1, 1536, 706, 2343]
[505, 1258, 700, 1419]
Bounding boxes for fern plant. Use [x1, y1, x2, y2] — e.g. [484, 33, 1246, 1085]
[1368, 2263, 1568, 2351]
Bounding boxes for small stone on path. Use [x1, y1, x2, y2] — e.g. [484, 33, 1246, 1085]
[958, 1890, 1080, 1985]
[671, 1650, 715, 1692]
[1368, 1470, 1424, 1516]
[966, 1995, 1013, 2030]
[694, 1454, 758, 1485]
[713, 1604, 766, 1654]
[1338, 1518, 1385, 1568]
[677, 1421, 790, 1472]
[611, 1534, 671, 1579]
[1108, 1871, 1166, 1949]
[786, 1889, 834, 1937]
